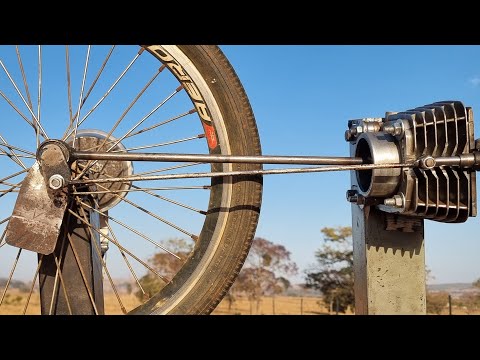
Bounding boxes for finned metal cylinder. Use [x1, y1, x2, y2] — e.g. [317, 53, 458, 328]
[353, 133, 401, 198]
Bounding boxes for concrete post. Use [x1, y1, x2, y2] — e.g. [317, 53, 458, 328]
[351, 204, 426, 314]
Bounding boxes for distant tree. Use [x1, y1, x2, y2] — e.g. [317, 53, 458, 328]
[135, 238, 193, 301]
[457, 292, 480, 315]
[124, 282, 133, 295]
[426, 291, 448, 315]
[305, 226, 354, 313]
[473, 278, 480, 289]
[229, 237, 297, 309]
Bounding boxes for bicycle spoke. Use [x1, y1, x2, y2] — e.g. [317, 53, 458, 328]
[36, 45, 42, 148]
[63, 45, 117, 140]
[73, 185, 210, 195]
[117, 134, 205, 152]
[65, 45, 73, 126]
[74, 200, 181, 259]
[0, 143, 35, 156]
[86, 110, 198, 151]
[65, 231, 99, 315]
[15, 46, 34, 111]
[53, 253, 73, 315]
[88, 182, 198, 240]
[79, 46, 116, 110]
[0, 147, 25, 168]
[135, 162, 204, 177]
[0, 248, 22, 307]
[83, 169, 206, 213]
[0, 152, 34, 160]
[131, 184, 207, 214]
[90, 65, 165, 153]
[0, 224, 8, 249]
[72, 45, 91, 149]
[75, 84, 184, 180]
[124, 108, 197, 140]
[0, 134, 27, 169]
[22, 254, 43, 315]
[0, 169, 28, 183]
[98, 208, 145, 295]
[15, 45, 36, 141]
[63, 47, 144, 141]
[68, 206, 169, 283]
[0, 183, 22, 199]
[48, 230, 69, 315]
[0, 89, 40, 135]
[64, 203, 99, 313]
[0, 59, 49, 139]
[76, 204, 126, 314]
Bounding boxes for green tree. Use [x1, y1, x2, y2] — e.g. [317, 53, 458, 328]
[230, 237, 297, 307]
[305, 226, 354, 313]
[135, 238, 193, 301]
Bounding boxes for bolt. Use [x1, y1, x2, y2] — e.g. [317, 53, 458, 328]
[345, 130, 354, 142]
[346, 189, 358, 203]
[49, 174, 65, 190]
[384, 194, 404, 208]
[383, 120, 404, 137]
[418, 156, 436, 169]
[348, 120, 359, 129]
[424, 157, 435, 168]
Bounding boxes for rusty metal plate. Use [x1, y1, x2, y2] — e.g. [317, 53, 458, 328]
[5, 161, 69, 255]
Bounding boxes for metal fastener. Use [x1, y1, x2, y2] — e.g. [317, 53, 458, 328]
[384, 194, 404, 208]
[346, 189, 359, 203]
[49, 174, 65, 190]
[383, 120, 404, 137]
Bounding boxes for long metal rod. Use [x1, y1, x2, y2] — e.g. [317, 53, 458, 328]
[73, 151, 364, 166]
[71, 163, 413, 185]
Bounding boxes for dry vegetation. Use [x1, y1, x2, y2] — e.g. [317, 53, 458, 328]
[212, 296, 333, 315]
[1, 289, 333, 315]
[1, 288, 478, 315]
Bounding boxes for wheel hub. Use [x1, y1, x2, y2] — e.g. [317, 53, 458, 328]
[67, 129, 134, 212]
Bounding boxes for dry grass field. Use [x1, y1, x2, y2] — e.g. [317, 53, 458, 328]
[0, 289, 333, 315]
[0, 289, 478, 315]
[212, 296, 332, 315]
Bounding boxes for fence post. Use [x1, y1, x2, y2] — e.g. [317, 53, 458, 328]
[448, 294, 452, 315]
[272, 296, 276, 315]
[300, 297, 304, 315]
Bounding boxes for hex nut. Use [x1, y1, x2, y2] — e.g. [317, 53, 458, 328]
[49, 174, 65, 190]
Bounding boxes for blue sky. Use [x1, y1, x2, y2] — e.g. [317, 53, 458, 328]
[221, 45, 480, 285]
[0, 45, 478, 286]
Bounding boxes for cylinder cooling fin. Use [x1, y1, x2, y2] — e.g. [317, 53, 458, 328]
[347, 101, 477, 223]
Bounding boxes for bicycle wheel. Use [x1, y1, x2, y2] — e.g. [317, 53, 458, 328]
[0, 45, 262, 314]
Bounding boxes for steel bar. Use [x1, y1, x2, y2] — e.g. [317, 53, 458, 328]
[73, 151, 364, 165]
[71, 163, 414, 185]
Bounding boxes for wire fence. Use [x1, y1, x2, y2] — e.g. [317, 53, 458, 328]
[212, 295, 336, 315]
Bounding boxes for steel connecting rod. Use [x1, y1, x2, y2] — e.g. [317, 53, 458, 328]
[72, 151, 364, 166]
[34, 140, 480, 186]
